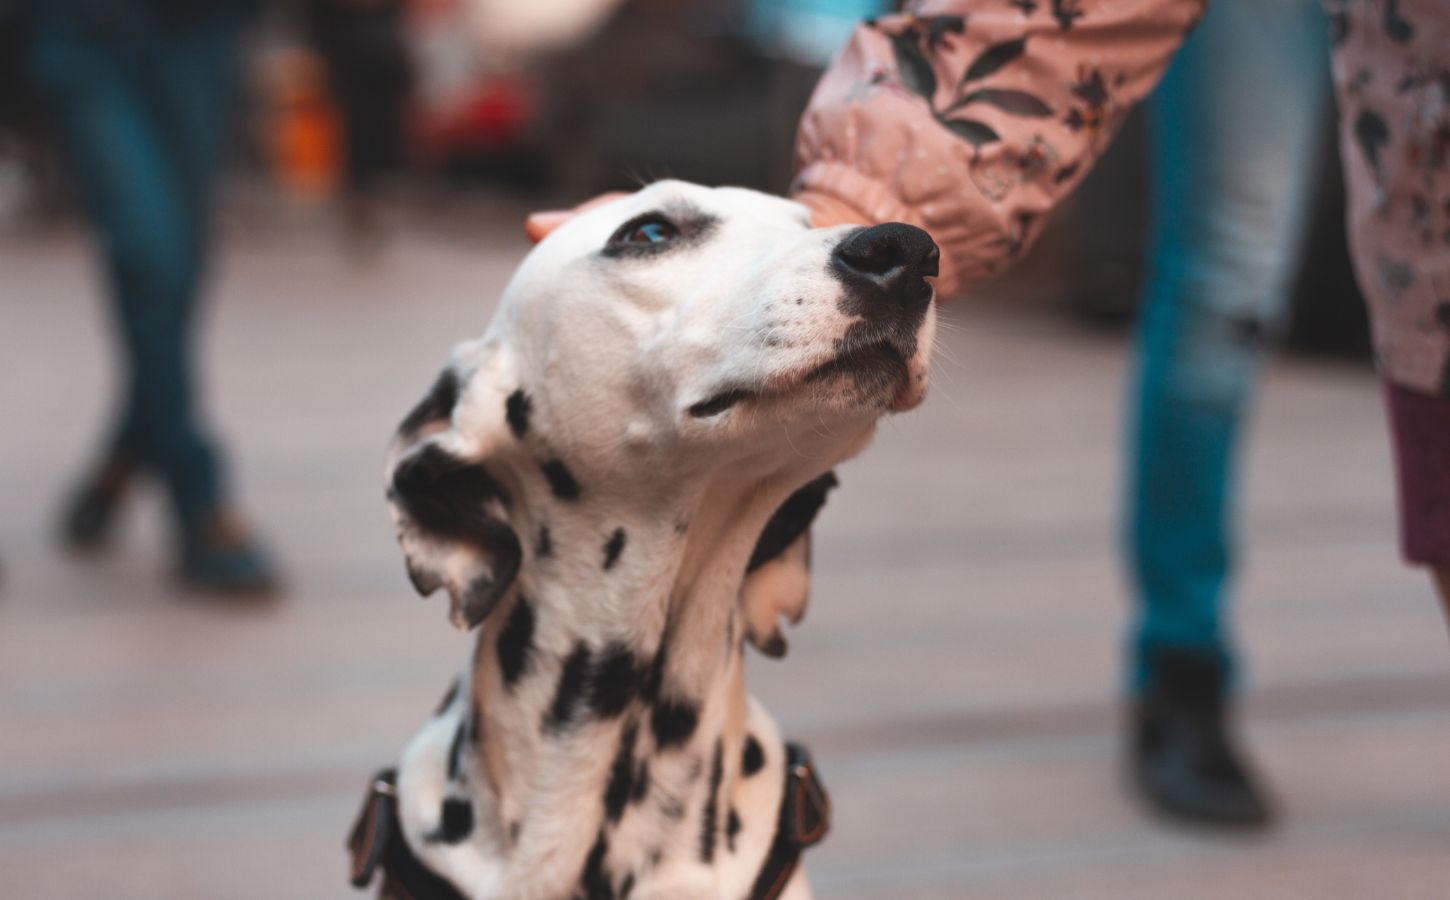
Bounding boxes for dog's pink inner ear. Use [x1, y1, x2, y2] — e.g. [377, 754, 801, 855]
[388, 443, 521, 629]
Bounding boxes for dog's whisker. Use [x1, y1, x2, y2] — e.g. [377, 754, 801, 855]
[780, 423, 806, 459]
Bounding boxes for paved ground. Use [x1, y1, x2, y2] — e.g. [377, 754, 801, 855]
[2, 202, 1448, 899]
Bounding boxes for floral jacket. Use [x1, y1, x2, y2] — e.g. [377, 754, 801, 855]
[795, 0, 1450, 398]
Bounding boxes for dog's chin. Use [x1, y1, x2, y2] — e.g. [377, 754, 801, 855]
[800, 340, 928, 414]
[890, 345, 932, 412]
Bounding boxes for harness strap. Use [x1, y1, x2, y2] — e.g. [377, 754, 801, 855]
[748, 741, 832, 900]
[347, 744, 830, 900]
[347, 769, 468, 900]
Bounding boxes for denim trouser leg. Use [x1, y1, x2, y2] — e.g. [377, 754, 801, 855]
[31, 20, 241, 530]
[1127, 0, 1330, 690]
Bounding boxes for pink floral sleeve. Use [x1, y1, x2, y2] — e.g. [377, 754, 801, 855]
[794, 0, 1206, 297]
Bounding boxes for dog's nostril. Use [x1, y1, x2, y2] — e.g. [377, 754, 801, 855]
[921, 243, 940, 275]
[832, 223, 940, 287]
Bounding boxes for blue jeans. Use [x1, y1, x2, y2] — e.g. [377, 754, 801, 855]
[29, 14, 242, 529]
[1126, 0, 1330, 689]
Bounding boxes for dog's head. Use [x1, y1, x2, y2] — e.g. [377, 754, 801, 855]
[386, 181, 937, 629]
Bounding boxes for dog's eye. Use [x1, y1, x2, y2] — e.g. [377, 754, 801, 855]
[606, 214, 680, 251]
[628, 221, 678, 244]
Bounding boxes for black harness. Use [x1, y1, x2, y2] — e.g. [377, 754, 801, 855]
[347, 742, 830, 900]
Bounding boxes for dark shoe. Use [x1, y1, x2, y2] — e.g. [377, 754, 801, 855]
[179, 511, 281, 597]
[59, 461, 135, 553]
[1130, 649, 1274, 827]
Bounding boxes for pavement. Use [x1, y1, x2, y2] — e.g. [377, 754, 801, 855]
[2, 201, 1448, 899]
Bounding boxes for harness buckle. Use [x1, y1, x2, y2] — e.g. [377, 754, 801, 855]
[783, 742, 831, 849]
[346, 768, 399, 889]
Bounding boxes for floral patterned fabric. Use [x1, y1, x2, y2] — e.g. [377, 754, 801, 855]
[794, 1, 1206, 297]
[1329, 0, 1450, 397]
[795, 0, 1450, 398]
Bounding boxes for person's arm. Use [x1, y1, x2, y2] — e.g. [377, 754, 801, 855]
[793, 1, 1206, 297]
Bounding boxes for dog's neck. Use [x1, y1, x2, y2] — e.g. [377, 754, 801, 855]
[458, 469, 797, 895]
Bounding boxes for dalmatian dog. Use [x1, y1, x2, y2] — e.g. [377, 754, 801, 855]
[352, 181, 938, 900]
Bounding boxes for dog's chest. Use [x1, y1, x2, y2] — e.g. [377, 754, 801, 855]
[390, 632, 791, 899]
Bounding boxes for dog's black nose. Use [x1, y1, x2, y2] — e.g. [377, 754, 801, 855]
[831, 223, 939, 309]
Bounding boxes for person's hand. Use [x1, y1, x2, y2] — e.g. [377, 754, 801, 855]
[524, 192, 628, 244]
[792, 189, 870, 230]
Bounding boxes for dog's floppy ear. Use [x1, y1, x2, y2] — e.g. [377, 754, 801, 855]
[386, 341, 522, 631]
[740, 472, 838, 657]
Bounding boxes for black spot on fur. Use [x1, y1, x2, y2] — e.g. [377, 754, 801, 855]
[588, 643, 640, 718]
[699, 739, 723, 863]
[726, 808, 742, 852]
[506, 388, 532, 438]
[742, 735, 765, 777]
[687, 387, 753, 418]
[397, 369, 459, 438]
[428, 797, 474, 844]
[497, 595, 536, 688]
[536, 524, 554, 558]
[510, 820, 521, 844]
[541, 459, 581, 501]
[545, 644, 593, 732]
[748, 472, 838, 572]
[578, 831, 614, 900]
[447, 720, 467, 780]
[643, 641, 668, 702]
[643, 640, 699, 749]
[619, 872, 636, 899]
[650, 699, 699, 751]
[469, 700, 483, 744]
[602, 528, 627, 570]
[433, 679, 460, 716]
[389, 446, 521, 627]
[603, 722, 639, 823]
[631, 760, 650, 804]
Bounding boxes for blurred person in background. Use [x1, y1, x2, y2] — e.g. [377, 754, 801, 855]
[530, 0, 1450, 827]
[790, 0, 1449, 825]
[24, 0, 279, 593]
[303, 0, 413, 252]
[1119, 0, 1330, 826]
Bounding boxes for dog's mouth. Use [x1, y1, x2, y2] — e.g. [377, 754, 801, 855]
[806, 339, 922, 411]
[688, 338, 920, 420]
[802, 340, 907, 388]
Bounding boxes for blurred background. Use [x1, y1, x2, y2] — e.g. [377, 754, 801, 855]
[1, 1, 1447, 898]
